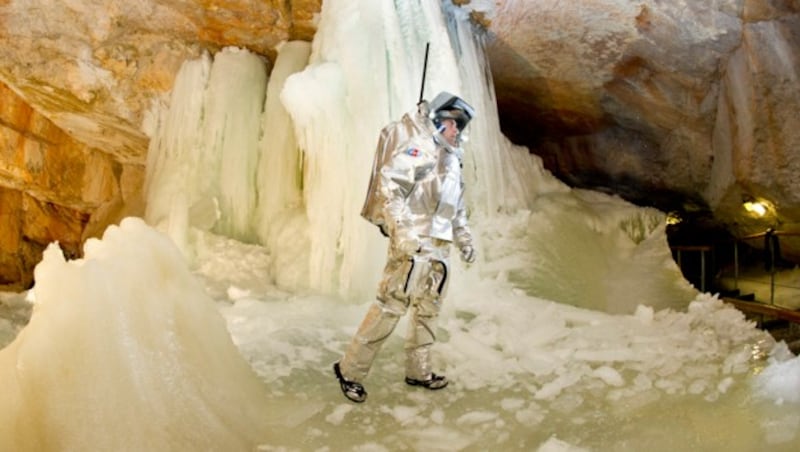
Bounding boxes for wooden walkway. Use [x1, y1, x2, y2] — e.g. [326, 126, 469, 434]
[723, 297, 800, 324]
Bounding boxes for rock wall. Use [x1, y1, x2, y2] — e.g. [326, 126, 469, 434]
[711, 9, 800, 237]
[0, 0, 319, 163]
[0, 80, 144, 289]
[489, 0, 800, 254]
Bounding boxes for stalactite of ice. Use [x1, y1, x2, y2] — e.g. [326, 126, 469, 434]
[144, 53, 211, 258]
[280, 0, 426, 296]
[254, 41, 310, 248]
[203, 48, 267, 242]
[145, 48, 267, 250]
[247, 42, 316, 291]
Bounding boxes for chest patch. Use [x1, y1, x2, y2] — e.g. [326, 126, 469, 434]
[406, 147, 421, 157]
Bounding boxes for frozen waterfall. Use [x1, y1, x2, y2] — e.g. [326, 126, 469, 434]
[143, 0, 695, 313]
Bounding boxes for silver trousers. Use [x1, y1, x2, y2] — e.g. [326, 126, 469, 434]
[339, 239, 450, 382]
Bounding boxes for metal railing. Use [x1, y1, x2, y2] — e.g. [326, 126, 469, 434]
[733, 229, 800, 305]
[672, 229, 800, 306]
[671, 245, 711, 292]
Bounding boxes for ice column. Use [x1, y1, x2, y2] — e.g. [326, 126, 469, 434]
[142, 1, 696, 312]
[205, 49, 267, 242]
[144, 53, 212, 257]
[145, 48, 267, 249]
[254, 41, 311, 247]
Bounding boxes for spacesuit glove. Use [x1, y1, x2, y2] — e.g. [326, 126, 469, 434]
[460, 245, 476, 264]
[394, 232, 421, 255]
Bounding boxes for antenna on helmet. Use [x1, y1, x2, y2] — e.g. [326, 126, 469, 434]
[419, 42, 430, 104]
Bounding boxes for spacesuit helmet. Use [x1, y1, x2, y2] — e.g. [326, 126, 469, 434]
[429, 91, 475, 132]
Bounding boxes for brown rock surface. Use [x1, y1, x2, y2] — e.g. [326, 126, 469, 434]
[0, 78, 142, 289]
[0, 0, 320, 163]
[489, 0, 800, 255]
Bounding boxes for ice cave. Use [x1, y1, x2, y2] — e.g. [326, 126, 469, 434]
[0, 1, 799, 451]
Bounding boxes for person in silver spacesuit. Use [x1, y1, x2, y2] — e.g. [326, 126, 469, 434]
[333, 92, 477, 403]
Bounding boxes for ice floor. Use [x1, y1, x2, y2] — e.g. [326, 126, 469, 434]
[219, 295, 796, 452]
[197, 232, 797, 451]
[1, 225, 799, 451]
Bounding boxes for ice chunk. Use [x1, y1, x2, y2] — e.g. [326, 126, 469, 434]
[761, 414, 800, 445]
[456, 410, 499, 426]
[592, 365, 625, 387]
[754, 344, 800, 404]
[537, 435, 590, 452]
[0, 218, 273, 450]
[325, 404, 354, 425]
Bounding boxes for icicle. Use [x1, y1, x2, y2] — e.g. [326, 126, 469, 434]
[144, 52, 212, 259]
[204, 48, 267, 242]
[254, 41, 311, 248]
[145, 48, 268, 251]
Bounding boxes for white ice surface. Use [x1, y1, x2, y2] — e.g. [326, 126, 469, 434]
[0, 215, 798, 450]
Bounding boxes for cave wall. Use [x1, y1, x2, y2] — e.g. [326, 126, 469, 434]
[0, 80, 145, 289]
[489, 0, 800, 256]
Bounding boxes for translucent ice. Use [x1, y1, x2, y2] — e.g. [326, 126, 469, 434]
[0, 218, 273, 450]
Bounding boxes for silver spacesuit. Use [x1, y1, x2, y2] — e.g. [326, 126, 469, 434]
[335, 92, 476, 403]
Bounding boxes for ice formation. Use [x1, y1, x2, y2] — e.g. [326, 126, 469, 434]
[0, 0, 798, 450]
[0, 218, 274, 450]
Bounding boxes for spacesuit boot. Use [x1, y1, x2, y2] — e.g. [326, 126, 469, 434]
[333, 361, 367, 403]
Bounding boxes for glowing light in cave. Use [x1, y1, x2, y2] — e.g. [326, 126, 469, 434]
[744, 199, 769, 217]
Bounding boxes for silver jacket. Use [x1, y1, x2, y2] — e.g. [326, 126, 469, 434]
[362, 104, 473, 250]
